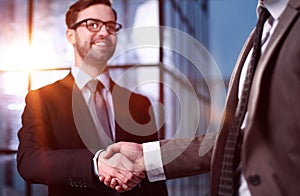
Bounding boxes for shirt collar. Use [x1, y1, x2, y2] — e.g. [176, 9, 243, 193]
[257, 0, 289, 20]
[71, 65, 111, 91]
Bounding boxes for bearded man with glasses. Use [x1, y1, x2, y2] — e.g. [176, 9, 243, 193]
[17, 0, 168, 196]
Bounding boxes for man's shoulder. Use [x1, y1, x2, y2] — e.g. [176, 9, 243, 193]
[35, 73, 73, 91]
[27, 73, 73, 98]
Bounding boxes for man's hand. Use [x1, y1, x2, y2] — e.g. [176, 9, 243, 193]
[99, 142, 146, 192]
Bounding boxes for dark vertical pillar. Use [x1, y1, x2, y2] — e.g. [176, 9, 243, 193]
[123, 0, 128, 27]
[28, 0, 33, 45]
[27, 0, 33, 91]
[4, 123, 13, 189]
[26, 0, 33, 195]
[8, 0, 15, 21]
[201, 0, 209, 50]
[158, 0, 165, 139]
[159, 0, 165, 63]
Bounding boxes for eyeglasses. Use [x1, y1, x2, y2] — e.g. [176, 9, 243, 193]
[70, 18, 122, 34]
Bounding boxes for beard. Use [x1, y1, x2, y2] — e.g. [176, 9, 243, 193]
[75, 36, 116, 67]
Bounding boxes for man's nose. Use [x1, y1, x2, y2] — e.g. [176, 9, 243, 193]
[97, 25, 110, 38]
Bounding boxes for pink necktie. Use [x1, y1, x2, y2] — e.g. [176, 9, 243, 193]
[87, 79, 112, 140]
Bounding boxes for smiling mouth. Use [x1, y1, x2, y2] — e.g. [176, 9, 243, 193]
[93, 41, 108, 47]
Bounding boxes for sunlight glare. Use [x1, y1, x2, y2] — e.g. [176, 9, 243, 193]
[0, 38, 57, 71]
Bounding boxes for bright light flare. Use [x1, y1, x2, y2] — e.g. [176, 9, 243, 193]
[0, 38, 57, 71]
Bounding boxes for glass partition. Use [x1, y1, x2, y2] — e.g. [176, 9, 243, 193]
[0, 0, 215, 195]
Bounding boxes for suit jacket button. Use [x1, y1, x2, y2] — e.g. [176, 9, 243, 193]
[248, 175, 261, 186]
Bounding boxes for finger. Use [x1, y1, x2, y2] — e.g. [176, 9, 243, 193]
[103, 176, 112, 187]
[101, 170, 138, 190]
[122, 172, 143, 185]
[103, 143, 121, 159]
[113, 178, 129, 191]
[99, 175, 105, 183]
[133, 171, 146, 179]
[110, 172, 139, 188]
[115, 185, 125, 193]
[110, 178, 118, 189]
[114, 181, 133, 192]
[115, 185, 132, 193]
[99, 151, 142, 187]
[117, 160, 143, 184]
[119, 158, 145, 184]
[120, 143, 143, 161]
[98, 157, 131, 186]
[113, 171, 134, 187]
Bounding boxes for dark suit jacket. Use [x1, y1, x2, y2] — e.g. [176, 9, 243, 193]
[159, 1, 300, 195]
[17, 73, 168, 196]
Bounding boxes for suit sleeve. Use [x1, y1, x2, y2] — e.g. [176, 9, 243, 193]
[142, 134, 214, 181]
[160, 135, 213, 180]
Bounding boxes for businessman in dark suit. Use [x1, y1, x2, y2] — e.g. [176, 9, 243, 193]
[100, 0, 300, 195]
[16, 0, 168, 195]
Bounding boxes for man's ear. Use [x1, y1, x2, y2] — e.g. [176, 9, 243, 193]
[66, 29, 76, 44]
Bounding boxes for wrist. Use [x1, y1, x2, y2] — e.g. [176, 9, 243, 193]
[93, 149, 106, 176]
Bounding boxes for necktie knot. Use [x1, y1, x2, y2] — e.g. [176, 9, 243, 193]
[87, 79, 107, 96]
[87, 79, 98, 93]
[257, 7, 271, 32]
[250, 6, 270, 78]
[256, 6, 271, 36]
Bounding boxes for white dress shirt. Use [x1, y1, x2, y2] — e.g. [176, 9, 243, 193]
[71, 66, 116, 175]
[143, 1, 289, 195]
[71, 66, 116, 141]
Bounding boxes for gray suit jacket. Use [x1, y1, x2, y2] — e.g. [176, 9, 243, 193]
[160, 1, 300, 195]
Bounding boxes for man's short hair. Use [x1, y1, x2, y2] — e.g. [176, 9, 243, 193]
[65, 0, 117, 29]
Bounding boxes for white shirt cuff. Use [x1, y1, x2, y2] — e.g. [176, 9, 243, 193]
[93, 149, 105, 176]
[143, 141, 166, 182]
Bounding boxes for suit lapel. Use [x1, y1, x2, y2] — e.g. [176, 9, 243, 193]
[246, 2, 299, 132]
[216, 31, 254, 141]
[62, 73, 113, 153]
[210, 31, 255, 195]
[225, 32, 254, 114]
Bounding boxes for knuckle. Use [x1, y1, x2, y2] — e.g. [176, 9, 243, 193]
[127, 173, 134, 180]
[123, 177, 129, 184]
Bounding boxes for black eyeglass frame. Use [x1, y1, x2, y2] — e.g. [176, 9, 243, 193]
[70, 18, 122, 34]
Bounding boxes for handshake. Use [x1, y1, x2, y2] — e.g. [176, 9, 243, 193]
[97, 142, 146, 192]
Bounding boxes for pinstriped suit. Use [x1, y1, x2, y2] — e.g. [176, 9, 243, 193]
[159, 1, 300, 195]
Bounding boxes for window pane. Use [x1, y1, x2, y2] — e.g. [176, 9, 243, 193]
[0, 71, 28, 150]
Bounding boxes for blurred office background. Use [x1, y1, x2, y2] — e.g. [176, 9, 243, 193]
[0, 0, 256, 195]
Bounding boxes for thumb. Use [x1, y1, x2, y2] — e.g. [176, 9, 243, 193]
[103, 143, 122, 159]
